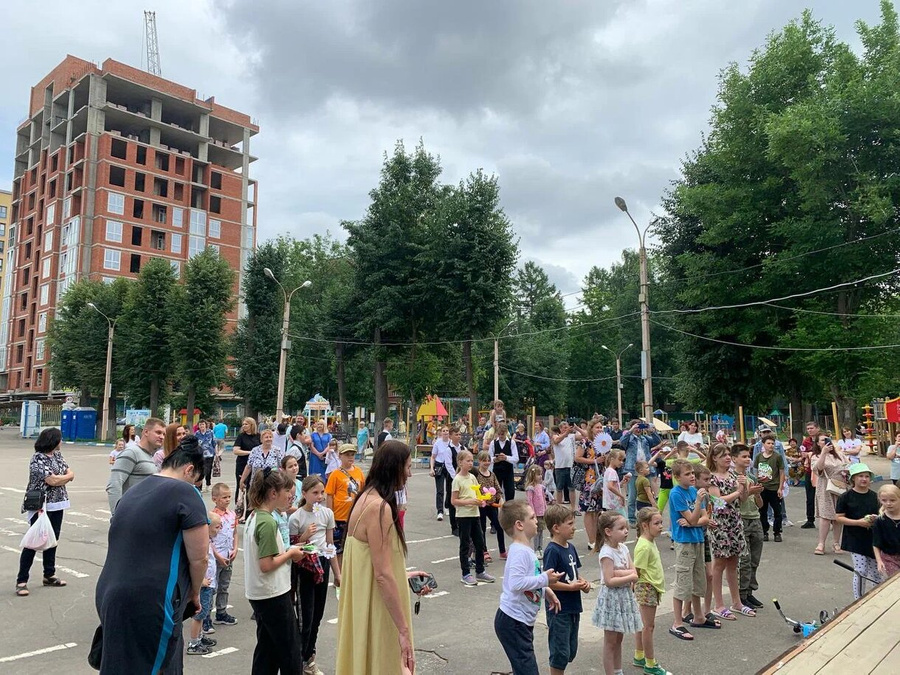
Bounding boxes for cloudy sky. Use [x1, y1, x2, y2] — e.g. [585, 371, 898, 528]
[0, 0, 876, 302]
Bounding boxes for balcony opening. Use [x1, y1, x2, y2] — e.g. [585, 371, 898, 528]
[155, 151, 170, 172]
[210, 172, 222, 189]
[135, 172, 146, 192]
[109, 165, 126, 187]
[136, 145, 147, 165]
[133, 199, 144, 219]
[152, 203, 167, 224]
[151, 230, 166, 250]
[209, 195, 221, 214]
[130, 253, 141, 273]
[175, 156, 185, 175]
[153, 177, 168, 198]
[110, 137, 128, 160]
[173, 182, 184, 201]
[131, 226, 143, 246]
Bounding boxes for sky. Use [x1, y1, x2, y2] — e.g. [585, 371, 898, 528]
[0, 0, 878, 303]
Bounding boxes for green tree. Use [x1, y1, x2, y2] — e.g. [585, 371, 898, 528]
[171, 248, 236, 420]
[119, 258, 178, 414]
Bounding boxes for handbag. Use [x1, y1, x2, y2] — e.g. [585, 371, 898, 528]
[826, 477, 847, 497]
[23, 489, 45, 512]
[432, 462, 445, 478]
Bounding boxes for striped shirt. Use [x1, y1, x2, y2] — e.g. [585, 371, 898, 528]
[107, 446, 158, 514]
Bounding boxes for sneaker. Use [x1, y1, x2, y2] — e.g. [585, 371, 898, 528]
[774, 533, 783, 542]
[303, 659, 324, 675]
[644, 664, 671, 675]
[801, 521, 816, 529]
[746, 593, 764, 608]
[633, 656, 646, 667]
[489, 525, 496, 534]
[452, 528, 459, 537]
[200, 635, 217, 647]
[499, 551, 508, 560]
[475, 571, 496, 583]
[202, 620, 215, 634]
[536, 548, 543, 560]
[785, 520, 794, 527]
[763, 533, 769, 542]
[461, 574, 478, 586]
[213, 613, 238, 626]
[186, 642, 210, 656]
[437, 512, 444, 521]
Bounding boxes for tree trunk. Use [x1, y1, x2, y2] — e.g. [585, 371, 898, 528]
[463, 339, 477, 431]
[186, 384, 196, 430]
[408, 327, 418, 444]
[150, 376, 160, 416]
[830, 384, 857, 431]
[336, 342, 348, 427]
[790, 387, 803, 439]
[374, 328, 389, 424]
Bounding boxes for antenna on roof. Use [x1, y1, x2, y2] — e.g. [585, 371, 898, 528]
[143, 11, 162, 76]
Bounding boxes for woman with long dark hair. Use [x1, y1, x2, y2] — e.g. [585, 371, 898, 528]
[336, 441, 432, 674]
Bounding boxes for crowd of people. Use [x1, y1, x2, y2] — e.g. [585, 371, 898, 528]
[12, 406, 900, 674]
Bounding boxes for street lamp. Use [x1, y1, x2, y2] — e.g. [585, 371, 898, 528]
[87, 302, 118, 441]
[493, 319, 516, 403]
[614, 197, 654, 422]
[264, 268, 311, 421]
[601, 343, 633, 427]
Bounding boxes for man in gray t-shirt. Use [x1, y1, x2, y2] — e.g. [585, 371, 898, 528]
[551, 421, 584, 507]
[106, 418, 165, 514]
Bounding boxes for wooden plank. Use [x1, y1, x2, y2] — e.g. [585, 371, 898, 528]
[869, 641, 900, 675]
[761, 573, 900, 674]
[816, 600, 900, 675]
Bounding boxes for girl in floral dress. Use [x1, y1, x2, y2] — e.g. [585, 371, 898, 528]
[706, 443, 755, 620]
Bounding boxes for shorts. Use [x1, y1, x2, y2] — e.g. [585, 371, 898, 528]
[333, 520, 348, 555]
[547, 612, 580, 670]
[673, 541, 706, 601]
[554, 468, 573, 493]
[634, 581, 661, 607]
[197, 585, 214, 622]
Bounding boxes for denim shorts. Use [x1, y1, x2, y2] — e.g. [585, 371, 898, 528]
[198, 585, 214, 622]
[554, 468, 573, 493]
[547, 612, 580, 670]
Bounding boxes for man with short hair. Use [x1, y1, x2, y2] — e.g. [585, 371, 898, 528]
[799, 421, 820, 528]
[376, 418, 394, 449]
[551, 421, 583, 507]
[619, 420, 663, 523]
[107, 417, 166, 514]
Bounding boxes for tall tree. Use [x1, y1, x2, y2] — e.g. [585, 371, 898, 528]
[171, 248, 236, 420]
[119, 258, 178, 414]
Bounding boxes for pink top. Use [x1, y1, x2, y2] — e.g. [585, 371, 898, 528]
[526, 484, 547, 517]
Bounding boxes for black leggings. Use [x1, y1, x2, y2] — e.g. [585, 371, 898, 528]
[759, 488, 783, 535]
[494, 463, 516, 503]
[479, 505, 506, 554]
[248, 592, 303, 674]
[458, 517, 485, 576]
[297, 565, 329, 662]
[203, 457, 214, 486]
[17, 509, 64, 584]
[805, 473, 816, 523]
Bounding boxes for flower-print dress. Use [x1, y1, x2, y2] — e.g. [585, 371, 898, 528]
[592, 542, 643, 633]
[578, 442, 603, 513]
[708, 470, 744, 559]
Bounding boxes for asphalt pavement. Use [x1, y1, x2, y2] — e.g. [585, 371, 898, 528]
[0, 430, 890, 674]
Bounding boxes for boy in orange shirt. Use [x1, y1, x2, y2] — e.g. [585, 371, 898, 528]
[325, 444, 365, 567]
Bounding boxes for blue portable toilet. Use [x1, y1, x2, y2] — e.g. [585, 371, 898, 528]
[61, 409, 77, 442]
[73, 407, 97, 441]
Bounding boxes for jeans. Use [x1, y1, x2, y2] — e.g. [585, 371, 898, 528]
[759, 489, 782, 535]
[627, 474, 638, 522]
[739, 517, 763, 596]
[17, 509, 64, 584]
[214, 561, 233, 614]
[494, 608, 538, 675]
[297, 564, 329, 661]
[248, 592, 304, 674]
[458, 516, 485, 576]
[804, 475, 815, 523]
[480, 505, 506, 554]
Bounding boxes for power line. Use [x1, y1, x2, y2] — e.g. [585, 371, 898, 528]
[764, 303, 900, 319]
[499, 365, 619, 383]
[650, 319, 900, 352]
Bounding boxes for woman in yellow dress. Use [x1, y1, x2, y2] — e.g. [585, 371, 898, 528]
[336, 440, 432, 674]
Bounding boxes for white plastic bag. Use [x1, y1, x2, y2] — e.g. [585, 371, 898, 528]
[20, 510, 58, 551]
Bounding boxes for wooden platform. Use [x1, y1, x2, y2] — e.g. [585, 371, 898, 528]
[760, 572, 900, 674]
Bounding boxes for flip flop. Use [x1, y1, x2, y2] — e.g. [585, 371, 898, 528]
[712, 608, 737, 621]
[732, 605, 756, 617]
[690, 616, 722, 629]
[814, 546, 825, 556]
[42, 576, 67, 587]
[668, 626, 694, 641]
[683, 613, 694, 624]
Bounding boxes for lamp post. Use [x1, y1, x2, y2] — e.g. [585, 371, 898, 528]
[493, 319, 516, 403]
[87, 302, 117, 441]
[601, 343, 633, 427]
[264, 268, 311, 421]
[614, 196, 654, 422]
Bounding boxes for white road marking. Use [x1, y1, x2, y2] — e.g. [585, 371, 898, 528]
[0, 643, 78, 663]
[202, 647, 239, 659]
[421, 590, 449, 599]
[96, 508, 111, 515]
[430, 555, 459, 564]
[406, 534, 456, 545]
[67, 510, 109, 522]
[0, 486, 25, 494]
[0, 545, 90, 577]
[0, 527, 21, 537]
[327, 617, 338, 624]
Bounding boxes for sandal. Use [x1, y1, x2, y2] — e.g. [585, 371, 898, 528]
[833, 545, 845, 555]
[732, 604, 756, 617]
[15, 583, 29, 597]
[690, 614, 722, 629]
[42, 576, 67, 587]
[668, 626, 694, 641]
[814, 545, 825, 556]
[712, 608, 737, 621]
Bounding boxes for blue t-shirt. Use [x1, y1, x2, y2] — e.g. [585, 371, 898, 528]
[309, 432, 332, 476]
[213, 422, 227, 440]
[542, 541, 582, 615]
[669, 485, 705, 544]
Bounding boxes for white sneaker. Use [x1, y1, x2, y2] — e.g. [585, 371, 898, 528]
[303, 660, 324, 675]
[437, 512, 444, 521]
[785, 520, 794, 527]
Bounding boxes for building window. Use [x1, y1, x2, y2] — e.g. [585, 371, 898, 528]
[38, 312, 47, 333]
[171, 233, 182, 254]
[131, 226, 143, 246]
[102, 277, 116, 284]
[151, 231, 166, 250]
[109, 165, 126, 187]
[108, 192, 125, 215]
[0, 225, 5, 237]
[39, 284, 50, 306]
[209, 196, 221, 214]
[210, 171, 222, 189]
[46, 203, 56, 225]
[41, 257, 51, 278]
[130, 254, 141, 273]
[106, 220, 123, 243]
[208, 244, 220, 255]
[189, 209, 206, 235]
[208, 219, 221, 239]
[35, 339, 45, 361]
[152, 203, 167, 224]
[173, 208, 184, 228]
[103, 249, 121, 271]
[36, 370, 43, 387]
[110, 138, 127, 159]
[59, 252, 68, 277]
[63, 197, 71, 219]
[0, 206, 7, 219]
[170, 260, 181, 276]
[189, 235, 205, 258]
[43, 230, 53, 251]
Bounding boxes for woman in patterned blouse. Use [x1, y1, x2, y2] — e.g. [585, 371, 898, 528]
[16, 427, 74, 597]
